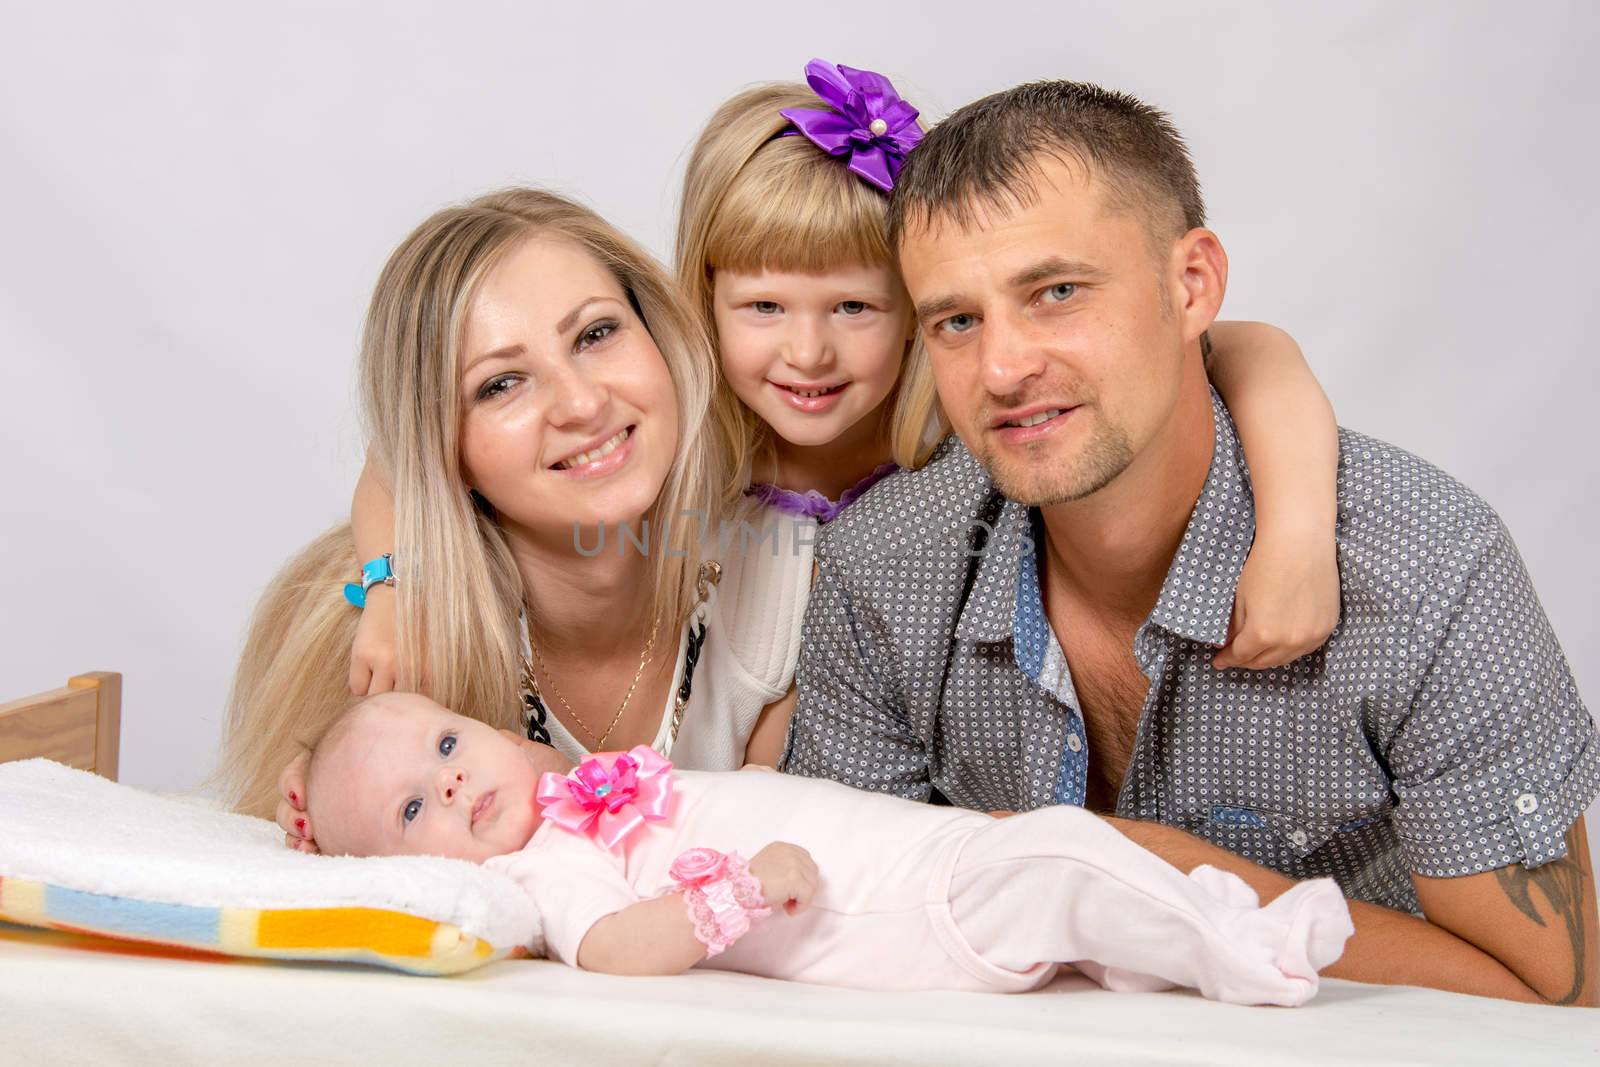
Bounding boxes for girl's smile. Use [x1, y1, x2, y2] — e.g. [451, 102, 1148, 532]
[770, 380, 850, 414]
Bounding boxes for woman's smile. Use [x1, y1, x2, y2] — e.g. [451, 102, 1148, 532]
[551, 425, 636, 477]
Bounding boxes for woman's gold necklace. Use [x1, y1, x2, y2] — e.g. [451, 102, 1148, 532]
[527, 615, 660, 750]
[519, 562, 723, 751]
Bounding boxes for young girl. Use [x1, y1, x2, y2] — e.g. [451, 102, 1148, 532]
[304, 691, 1354, 1007]
[675, 59, 1341, 663]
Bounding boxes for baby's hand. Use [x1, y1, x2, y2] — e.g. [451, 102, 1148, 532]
[1213, 524, 1340, 671]
[748, 842, 818, 916]
[276, 752, 319, 854]
[348, 585, 398, 695]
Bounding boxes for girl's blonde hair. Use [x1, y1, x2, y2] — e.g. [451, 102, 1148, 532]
[216, 188, 726, 817]
[674, 84, 945, 486]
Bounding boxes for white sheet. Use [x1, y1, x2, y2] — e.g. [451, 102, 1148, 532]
[3, 926, 1594, 1066]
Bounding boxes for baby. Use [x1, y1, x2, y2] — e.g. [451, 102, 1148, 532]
[304, 692, 1354, 1005]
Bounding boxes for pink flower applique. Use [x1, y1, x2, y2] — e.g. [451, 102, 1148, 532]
[536, 746, 673, 851]
[669, 847, 729, 886]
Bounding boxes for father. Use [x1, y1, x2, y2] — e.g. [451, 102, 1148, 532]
[781, 81, 1598, 1004]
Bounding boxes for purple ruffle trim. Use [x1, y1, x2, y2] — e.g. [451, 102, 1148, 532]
[745, 463, 900, 524]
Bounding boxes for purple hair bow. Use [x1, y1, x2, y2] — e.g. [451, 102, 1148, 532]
[779, 59, 923, 193]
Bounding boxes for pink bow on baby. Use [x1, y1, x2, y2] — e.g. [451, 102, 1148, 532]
[537, 746, 674, 851]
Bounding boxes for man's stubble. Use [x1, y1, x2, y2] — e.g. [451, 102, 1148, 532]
[981, 406, 1136, 508]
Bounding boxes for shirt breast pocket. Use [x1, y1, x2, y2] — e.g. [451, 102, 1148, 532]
[1204, 802, 1394, 868]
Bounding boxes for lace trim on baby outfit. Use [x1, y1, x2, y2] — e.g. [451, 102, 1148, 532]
[669, 848, 771, 957]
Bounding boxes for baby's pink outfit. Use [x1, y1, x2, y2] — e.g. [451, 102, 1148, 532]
[485, 770, 1354, 1006]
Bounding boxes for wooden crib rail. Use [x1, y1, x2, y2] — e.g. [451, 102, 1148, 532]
[0, 672, 122, 780]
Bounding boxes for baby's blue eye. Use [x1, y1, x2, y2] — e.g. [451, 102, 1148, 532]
[439, 734, 457, 757]
[403, 799, 422, 823]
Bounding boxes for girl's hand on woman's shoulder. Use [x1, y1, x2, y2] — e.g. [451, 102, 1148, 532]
[276, 752, 319, 854]
[349, 586, 399, 695]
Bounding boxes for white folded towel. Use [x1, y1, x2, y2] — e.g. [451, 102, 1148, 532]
[0, 758, 542, 952]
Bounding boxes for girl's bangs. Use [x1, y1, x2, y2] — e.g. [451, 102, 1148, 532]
[702, 139, 893, 276]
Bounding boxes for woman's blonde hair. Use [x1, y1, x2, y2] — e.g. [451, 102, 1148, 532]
[210, 525, 361, 816]
[216, 188, 726, 816]
[674, 83, 945, 486]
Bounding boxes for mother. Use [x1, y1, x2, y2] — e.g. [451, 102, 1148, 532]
[216, 189, 812, 827]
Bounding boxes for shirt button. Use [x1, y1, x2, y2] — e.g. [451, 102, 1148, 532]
[1515, 792, 1539, 815]
[1289, 829, 1309, 848]
[1066, 733, 1083, 753]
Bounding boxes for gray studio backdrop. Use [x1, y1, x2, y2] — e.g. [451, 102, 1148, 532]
[2, 2, 1596, 854]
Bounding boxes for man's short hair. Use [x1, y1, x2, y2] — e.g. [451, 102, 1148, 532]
[887, 80, 1206, 251]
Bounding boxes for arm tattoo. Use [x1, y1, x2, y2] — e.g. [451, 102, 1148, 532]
[1493, 825, 1591, 1005]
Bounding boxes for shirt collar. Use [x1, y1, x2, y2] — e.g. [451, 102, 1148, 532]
[1145, 389, 1256, 647]
[953, 388, 1255, 650]
[954, 497, 1033, 644]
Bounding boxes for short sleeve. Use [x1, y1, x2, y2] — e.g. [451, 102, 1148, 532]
[484, 836, 640, 966]
[781, 556, 931, 800]
[1387, 516, 1600, 878]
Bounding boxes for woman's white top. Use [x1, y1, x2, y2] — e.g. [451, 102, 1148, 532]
[525, 502, 815, 769]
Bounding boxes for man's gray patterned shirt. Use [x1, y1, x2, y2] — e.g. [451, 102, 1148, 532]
[782, 391, 1599, 913]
